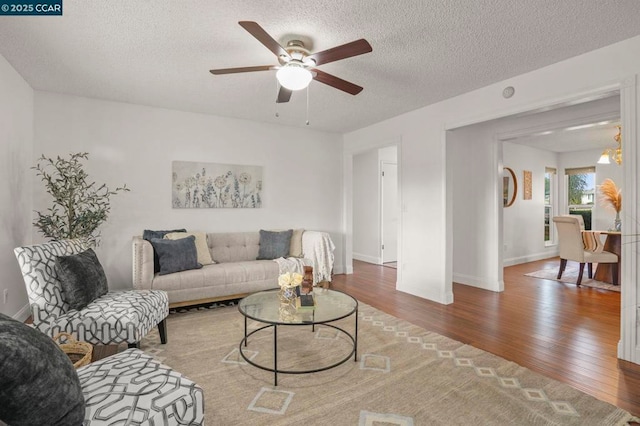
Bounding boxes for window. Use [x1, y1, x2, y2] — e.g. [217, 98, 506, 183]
[544, 167, 556, 244]
[565, 166, 595, 230]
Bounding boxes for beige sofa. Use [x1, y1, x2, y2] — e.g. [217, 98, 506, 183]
[132, 231, 334, 308]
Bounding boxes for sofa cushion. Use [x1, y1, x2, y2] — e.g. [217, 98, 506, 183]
[150, 236, 202, 275]
[165, 231, 214, 265]
[143, 228, 187, 273]
[0, 313, 85, 426]
[152, 260, 279, 302]
[290, 229, 305, 258]
[257, 229, 293, 260]
[209, 232, 260, 263]
[55, 248, 108, 311]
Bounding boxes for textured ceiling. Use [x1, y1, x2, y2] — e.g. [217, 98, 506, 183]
[1, 1, 640, 133]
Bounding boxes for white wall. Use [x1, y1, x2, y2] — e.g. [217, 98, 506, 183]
[379, 146, 397, 162]
[503, 142, 558, 265]
[352, 149, 380, 263]
[0, 54, 33, 320]
[448, 123, 501, 289]
[344, 35, 640, 362]
[33, 92, 344, 291]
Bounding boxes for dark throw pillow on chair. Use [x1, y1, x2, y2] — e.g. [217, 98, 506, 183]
[56, 248, 108, 311]
[143, 228, 187, 273]
[257, 229, 293, 260]
[0, 313, 85, 426]
[149, 235, 202, 275]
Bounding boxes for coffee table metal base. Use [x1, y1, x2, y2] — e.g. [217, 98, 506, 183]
[239, 315, 357, 386]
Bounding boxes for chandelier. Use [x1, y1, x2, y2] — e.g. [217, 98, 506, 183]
[597, 126, 622, 165]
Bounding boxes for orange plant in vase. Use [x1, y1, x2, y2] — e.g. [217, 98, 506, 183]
[598, 178, 622, 231]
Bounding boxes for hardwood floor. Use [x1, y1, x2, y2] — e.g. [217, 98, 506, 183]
[330, 258, 640, 417]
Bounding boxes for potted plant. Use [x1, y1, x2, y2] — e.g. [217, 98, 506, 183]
[598, 178, 622, 231]
[33, 152, 129, 245]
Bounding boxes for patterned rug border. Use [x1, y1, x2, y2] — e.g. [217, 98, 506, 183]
[524, 268, 621, 292]
[142, 300, 636, 424]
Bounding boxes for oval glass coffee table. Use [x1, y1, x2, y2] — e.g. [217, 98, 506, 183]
[238, 288, 358, 386]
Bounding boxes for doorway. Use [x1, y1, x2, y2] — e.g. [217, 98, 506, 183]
[446, 83, 638, 363]
[352, 144, 400, 269]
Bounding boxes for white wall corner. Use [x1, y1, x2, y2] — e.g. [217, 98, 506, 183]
[452, 273, 502, 292]
[352, 253, 381, 265]
[332, 264, 346, 275]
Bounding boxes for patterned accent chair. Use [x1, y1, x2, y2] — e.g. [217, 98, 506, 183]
[78, 348, 204, 425]
[14, 239, 169, 346]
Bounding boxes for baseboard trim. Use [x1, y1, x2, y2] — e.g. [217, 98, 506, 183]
[453, 273, 501, 292]
[353, 253, 381, 265]
[13, 304, 31, 322]
[504, 251, 558, 267]
[333, 264, 346, 274]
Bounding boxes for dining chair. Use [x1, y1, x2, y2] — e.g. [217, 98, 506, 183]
[552, 215, 619, 285]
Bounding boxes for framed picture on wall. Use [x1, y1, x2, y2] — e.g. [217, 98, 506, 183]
[523, 170, 532, 200]
[172, 161, 263, 208]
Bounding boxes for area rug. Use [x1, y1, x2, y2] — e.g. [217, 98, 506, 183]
[140, 302, 635, 425]
[524, 268, 621, 292]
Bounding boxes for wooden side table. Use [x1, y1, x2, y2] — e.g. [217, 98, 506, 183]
[594, 231, 621, 285]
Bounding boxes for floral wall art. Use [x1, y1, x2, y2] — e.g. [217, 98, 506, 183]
[172, 161, 262, 208]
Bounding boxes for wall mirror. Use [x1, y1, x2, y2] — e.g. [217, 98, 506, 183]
[503, 167, 517, 207]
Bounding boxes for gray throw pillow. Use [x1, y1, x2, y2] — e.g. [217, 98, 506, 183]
[143, 229, 187, 273]
[257, 229, 293, 260]
[0, 313, 86, 426]
[56, 248, 108, 311]
[149, 236, 202, 275]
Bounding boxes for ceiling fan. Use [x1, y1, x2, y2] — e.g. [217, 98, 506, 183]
[209, 21, 372, 103]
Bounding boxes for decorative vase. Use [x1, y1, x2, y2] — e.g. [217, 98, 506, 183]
[278, 287, 298, 307]
[614, 211, 622, 232]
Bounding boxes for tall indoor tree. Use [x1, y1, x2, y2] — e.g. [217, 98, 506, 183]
[33, 152, 129, 245]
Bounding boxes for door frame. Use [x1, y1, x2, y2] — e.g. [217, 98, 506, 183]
[344, 138, 402, 285]
[380, 160, 398, 264]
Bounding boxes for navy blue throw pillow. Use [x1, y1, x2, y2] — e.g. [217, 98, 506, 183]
[143, 229, 187, 273]
[0, 313, 86, 426]
[149, 235, 202, 275]
[257, 229, 293, 260]
[56, 248, 108, 311]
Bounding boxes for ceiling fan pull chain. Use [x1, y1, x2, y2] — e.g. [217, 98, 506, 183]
[306, 85, 310, 126]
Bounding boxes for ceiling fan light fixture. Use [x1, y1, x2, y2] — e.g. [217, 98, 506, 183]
[276, 63, 312, 91]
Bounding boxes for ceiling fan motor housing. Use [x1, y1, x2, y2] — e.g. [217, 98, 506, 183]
[279, 40, 315, 66]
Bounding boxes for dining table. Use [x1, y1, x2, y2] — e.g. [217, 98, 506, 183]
[593, 231, 621, 285]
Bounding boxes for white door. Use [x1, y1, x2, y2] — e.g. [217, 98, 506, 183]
[381, 162, 398, 263]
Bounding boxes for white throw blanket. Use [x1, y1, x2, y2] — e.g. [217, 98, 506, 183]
[273, 257, 311, 276]
[302, 231, 335, 284]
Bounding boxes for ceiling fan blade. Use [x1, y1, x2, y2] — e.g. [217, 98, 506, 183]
[209, 65, 274, 75]
[312, 69, 363, 95]
[307, 39, 372, 66]
[239, 21, 291, 60]
[276, 86, 292, 103]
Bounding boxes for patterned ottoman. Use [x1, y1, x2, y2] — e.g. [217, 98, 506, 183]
[78, 349, 204, 425]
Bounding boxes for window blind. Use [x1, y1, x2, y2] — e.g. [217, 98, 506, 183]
[565, 166, 595, 176]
